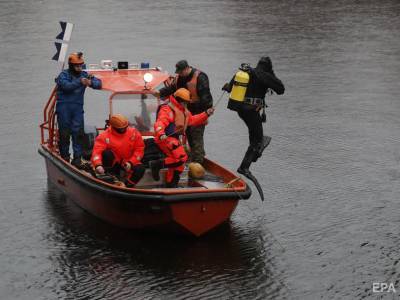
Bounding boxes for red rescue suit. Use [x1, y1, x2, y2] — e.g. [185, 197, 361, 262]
[91, 126, 145, 184]
[154, 95, 208, 183]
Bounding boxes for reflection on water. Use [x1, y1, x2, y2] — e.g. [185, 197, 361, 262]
[42, 182, 289, 299]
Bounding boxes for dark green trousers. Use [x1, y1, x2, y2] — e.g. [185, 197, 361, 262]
[186, 125, 205, 164]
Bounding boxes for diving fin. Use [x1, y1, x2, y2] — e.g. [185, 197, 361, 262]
[237, 146, 265, 201]
[237, 169, 265, 201]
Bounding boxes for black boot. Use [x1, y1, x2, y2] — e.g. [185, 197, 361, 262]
[237, 147, 257, 177]
[126, 164, 146, 187]
[71, 156, 82, 169]
[149, 159, 164, 181]
[61, 155, 70, 163]
[253, 135, 271, 162]
[165, 171, 181, 188]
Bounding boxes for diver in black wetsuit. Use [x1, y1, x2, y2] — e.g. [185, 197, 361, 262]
[223, 56, 285, 178]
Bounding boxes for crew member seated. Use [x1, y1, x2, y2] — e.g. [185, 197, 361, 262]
[91, 114, 145, 187]
[149, 88, 214, 188]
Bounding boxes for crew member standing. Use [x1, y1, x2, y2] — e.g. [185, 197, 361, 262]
[149, 88, 214, 188]
[55, 52, 102, 167]
[155, 60, 213, 166]
[222, 56, 285, 177]
[91, 114, 145, 187]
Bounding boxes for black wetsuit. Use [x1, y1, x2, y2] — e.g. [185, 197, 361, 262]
[226, 58, 285, 150]
[225, 57, 285, 173]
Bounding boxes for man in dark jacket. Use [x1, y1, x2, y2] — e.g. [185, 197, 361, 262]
[155, 60, 213, 165]
[223, 56, 285, 177]
[55, 52, 102, 167]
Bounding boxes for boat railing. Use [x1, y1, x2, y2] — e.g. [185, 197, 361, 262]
[40, 86, 59, 150]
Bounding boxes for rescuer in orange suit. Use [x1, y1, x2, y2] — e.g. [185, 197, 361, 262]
[150, 88, 214, 188]
[154, 60, 213, 166]
[91, 114, 145, 187]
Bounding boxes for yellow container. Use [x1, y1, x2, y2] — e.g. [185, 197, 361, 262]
[229, 70, 249, 102]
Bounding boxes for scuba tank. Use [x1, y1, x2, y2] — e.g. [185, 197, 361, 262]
[229, 63, 250, 102]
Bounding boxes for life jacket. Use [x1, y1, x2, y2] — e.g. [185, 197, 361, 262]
[175, 69, 201, 102]
[156, 97, 189, 137]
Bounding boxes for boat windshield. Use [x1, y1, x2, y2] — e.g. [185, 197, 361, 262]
[111, 93, 160, 134]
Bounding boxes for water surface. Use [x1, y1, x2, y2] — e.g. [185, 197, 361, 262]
[1, 0, 400, 299]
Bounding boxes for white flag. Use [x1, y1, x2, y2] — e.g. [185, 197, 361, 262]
[55, 21, 73, 42]
[52, 42, 68, 63]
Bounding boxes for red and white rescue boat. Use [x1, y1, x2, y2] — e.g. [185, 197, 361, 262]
[39, 62, 251, 237]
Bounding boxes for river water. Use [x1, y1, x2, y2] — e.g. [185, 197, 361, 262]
[1, 0, 400, 299]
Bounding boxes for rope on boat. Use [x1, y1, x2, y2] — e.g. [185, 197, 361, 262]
[224, 177, 241, 188]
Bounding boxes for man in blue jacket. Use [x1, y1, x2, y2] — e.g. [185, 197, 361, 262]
[55, 52, 102, 167]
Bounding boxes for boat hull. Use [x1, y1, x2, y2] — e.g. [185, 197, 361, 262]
[40, 147, 246, 236]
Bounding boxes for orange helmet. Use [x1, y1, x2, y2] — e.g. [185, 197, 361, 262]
[174, 88, 191, 102]
[109, 114, 129, 129]
[68, 52, 84, 64]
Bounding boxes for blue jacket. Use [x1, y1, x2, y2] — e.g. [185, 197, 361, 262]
[55, 70, 102, 105]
